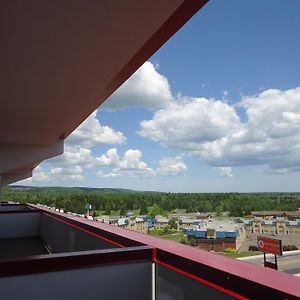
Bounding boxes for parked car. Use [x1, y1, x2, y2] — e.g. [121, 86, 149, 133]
[248, 245, 258, 251]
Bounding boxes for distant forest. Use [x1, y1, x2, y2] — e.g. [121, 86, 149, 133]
[3, 186, 300, 217]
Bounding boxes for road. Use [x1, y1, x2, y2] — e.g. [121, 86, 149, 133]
[239, 251, 300, 277]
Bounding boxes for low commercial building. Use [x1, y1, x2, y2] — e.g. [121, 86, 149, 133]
[135, 217, 148, 234]
[118, 216, 148, 234]
[178, 218, 204, 230]
[153, 216, 169, 230]
[250, 211, 300, 220]
[244, 217, 300, 236]
[184, 228, 238, 252]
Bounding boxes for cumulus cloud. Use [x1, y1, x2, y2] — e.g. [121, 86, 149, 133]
[96, 149, 187, 178]
[139, 87, 300, 174]
[96, 148, 154, 177]
[26, 109, 127, 183]
[31, 166, 49, 182]
[66, 110, 126, 147]
[156, 156, 187, 176]
[139, 97, 241, 153]
[96, 148, 120, 168]
[217, 167, 234, 178]
[102, 62, 172, 110]
[28, 164, 84, 183]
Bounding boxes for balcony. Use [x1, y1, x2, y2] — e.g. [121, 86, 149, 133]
[0, 203, 299, 300]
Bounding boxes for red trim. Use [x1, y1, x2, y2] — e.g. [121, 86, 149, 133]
[154, 258, 249, 300]
[45, 213, 125, 248]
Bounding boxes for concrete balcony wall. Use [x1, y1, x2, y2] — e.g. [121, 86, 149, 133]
[2, 206, 299, 300]
[0, 211, 118, 258]
[39, 213, 117, 253]
[156, 264, 235, 300]
[0, 204, 32, 211]
[0, 261, 152, 300]
[0, 212, 40, 239]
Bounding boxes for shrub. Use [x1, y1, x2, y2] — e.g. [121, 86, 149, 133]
[223, 248, 237, 253]
[188, 239, 198, 247]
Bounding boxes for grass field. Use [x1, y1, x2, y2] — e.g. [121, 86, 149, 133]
[148, 229, 187, 242]
[223, 251, 263, 258]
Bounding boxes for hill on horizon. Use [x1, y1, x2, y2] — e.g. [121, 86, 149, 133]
[7, 185, 153, 194]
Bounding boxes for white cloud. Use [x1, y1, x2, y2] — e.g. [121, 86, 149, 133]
[96, 148, 154, 177]
[50, 145, 95, 168]
[31, 166, 49, 182]
[102, 62, 172, 110]
[32, 146, 92, 183]
[96, 148, 120, 167]
[22, 109, 127, 184]
[50, 166, 82, 176]
[66, 110, 126, 148]
[139, 97, 241, 152]
[217, 167, 234, 178]
[28, 164, 84, 183]
[96, 149, 187, 178]
[139, 87, 300, 174]
[156, 156, 187, 176]
[119, 149, 149, 170]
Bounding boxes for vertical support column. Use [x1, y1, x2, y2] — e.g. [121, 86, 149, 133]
[152, 262, 156, 300]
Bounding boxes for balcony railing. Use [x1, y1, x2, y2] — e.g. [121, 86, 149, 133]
[0, 204, 299, 300]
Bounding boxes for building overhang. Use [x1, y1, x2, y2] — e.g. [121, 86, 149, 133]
[0, 0, 208, 184]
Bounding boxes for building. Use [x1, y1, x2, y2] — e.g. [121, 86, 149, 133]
[0, 1, 299, 299]
[181, 219, 246, 250]
[184, 228, 238, 251]
[250, 211, 300, 220]
[152, 215, 170, 230]
[178, 217, 203, 230]
[135, 217, 148, 234]
[118, 216, 148, 234]
[244, 217, 300, 236]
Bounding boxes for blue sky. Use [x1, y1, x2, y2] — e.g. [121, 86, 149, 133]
[23, 0, 300, 192]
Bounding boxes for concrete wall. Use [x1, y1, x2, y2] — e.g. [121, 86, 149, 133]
[0, 212, 40, 239]
[0, 205, 30, 211]
[0, 261, 152, 300]
[156, 264, 235, 300]
[40, 214, 117, 253]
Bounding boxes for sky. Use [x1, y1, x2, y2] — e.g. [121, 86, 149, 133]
[21, 0, 300, 192]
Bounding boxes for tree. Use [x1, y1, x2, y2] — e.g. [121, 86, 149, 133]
[140, 201, 148, 215]
[169, 219, 178, 230]
[119, 207, 126, 217]
[148, 204, 166, 218]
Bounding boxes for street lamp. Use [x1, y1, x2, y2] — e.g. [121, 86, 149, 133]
[86, 203, 92, 215]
